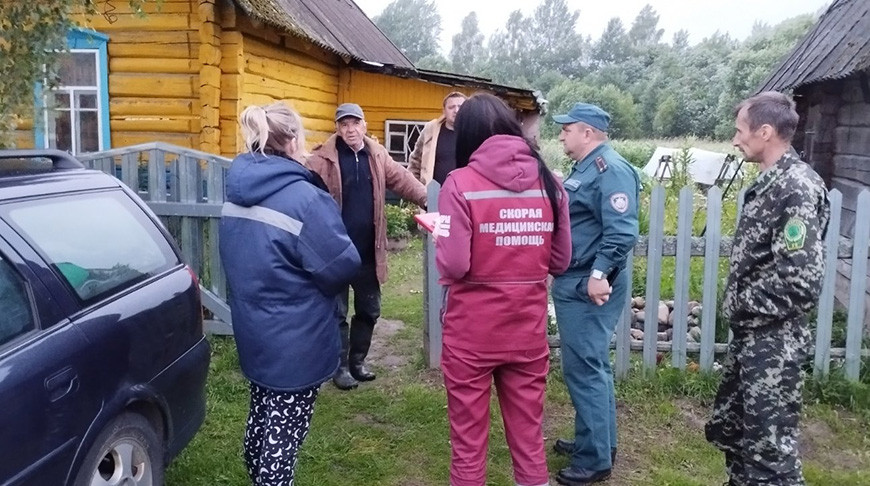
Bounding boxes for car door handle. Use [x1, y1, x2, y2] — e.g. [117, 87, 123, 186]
[45, 366, 79, 402]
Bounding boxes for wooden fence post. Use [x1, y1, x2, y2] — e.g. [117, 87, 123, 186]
[423, 182, 442, 368]
[643, 185, 666, 373]
[814, 189, 842, 376]
[700, 186, 722, 371]
[845, 190, 870, 380]
[671, 186, 694, 370]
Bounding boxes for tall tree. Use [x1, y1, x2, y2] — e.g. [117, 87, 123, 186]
[714, 14, 814, 138]
[0, 0, 147, 146]
[628, 4, 664, 50]
[525, 0, 585, 80]
[484, 10, 533, 86]
[373, 0, 442, 63]
[671, 29, 690, 52]
[592, 18, 631, 67]
[449, 12, 486, 75]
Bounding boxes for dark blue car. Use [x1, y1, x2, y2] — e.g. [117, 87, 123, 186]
[0, 150, 209, 485]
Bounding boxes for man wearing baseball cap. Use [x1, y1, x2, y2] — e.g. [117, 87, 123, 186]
[550, 102, 640, 485]
[306, 103, 426, 390]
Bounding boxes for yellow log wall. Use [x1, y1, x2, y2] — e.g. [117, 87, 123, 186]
[79, 0, 201, 149]
[343, 70, 474, 143]
[236, 29, 340, 152]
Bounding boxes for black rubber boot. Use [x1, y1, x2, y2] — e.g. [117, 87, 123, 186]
[553, 439, 617, 466]
[333, 321, 358, 390]
[349, 318, 376, 381]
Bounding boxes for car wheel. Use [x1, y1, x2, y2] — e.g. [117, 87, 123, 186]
[74, 412, 164, 486]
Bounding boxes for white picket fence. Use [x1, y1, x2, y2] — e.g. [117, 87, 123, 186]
[75, 145, 869, 382]
[423, 182, 870, 381]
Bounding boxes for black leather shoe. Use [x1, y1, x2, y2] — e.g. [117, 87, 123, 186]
[553, 440, 617, 466]
[332, 367, 358, 390]
[349, 362, 376, 381]
[553, 438, 574, 455]
[556, 466, 611, 485]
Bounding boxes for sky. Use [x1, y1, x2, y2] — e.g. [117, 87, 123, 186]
[354, 0, 832, 53]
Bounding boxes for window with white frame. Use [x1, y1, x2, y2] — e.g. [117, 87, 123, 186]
[384, 120, 426, 165]
[44, 50, 102, 155]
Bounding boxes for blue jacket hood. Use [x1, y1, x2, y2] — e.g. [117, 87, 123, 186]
[226, 152, 312, 207]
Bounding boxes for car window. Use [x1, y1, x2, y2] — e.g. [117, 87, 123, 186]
[0, 255, 35, 346]
[4, 191, 179, 302]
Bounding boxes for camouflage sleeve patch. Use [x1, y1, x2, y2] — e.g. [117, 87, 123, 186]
[784, 218, 807, 251]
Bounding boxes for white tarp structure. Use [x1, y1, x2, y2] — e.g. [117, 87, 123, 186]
[641, 147, 743, 186]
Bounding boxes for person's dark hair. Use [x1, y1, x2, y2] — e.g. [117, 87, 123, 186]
[442, 91, 467, 107]
[735, 91, 799, 142]
[454, 93, 561, 234]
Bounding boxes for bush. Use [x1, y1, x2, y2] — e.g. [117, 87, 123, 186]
[611, 139, 656, 168]
[385, 202, 416, 239]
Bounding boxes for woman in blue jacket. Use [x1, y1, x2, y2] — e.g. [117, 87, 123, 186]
[219, 102, 361, 485]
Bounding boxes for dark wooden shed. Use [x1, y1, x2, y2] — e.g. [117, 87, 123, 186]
[759, 0, 870, 317]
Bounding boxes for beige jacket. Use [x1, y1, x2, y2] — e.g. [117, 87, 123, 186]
[407, 116, 446, 186]
[306, 134, 426, 284]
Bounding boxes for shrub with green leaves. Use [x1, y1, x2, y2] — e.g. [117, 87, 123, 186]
[385, 202, 415, 239]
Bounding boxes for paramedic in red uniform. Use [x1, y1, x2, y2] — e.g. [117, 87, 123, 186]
[435, 93, 572, 486]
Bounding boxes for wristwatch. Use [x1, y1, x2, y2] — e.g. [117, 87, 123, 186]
[590, 269, 605, 280]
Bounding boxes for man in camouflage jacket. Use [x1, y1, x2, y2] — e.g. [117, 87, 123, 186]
[705, 91, 829, 486]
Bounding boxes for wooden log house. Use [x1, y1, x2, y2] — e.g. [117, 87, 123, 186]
[759, 0, 870, 323]
[15, 0, 543, 162]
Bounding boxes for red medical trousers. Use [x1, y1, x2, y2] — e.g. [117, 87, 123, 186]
[442, 342, 550, 486]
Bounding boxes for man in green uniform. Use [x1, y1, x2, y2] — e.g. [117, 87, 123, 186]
[551, 103, 640, 485]
[706, 91, 829, 486]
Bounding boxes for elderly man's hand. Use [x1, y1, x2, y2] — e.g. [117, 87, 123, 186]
[587, 277, 612, 306]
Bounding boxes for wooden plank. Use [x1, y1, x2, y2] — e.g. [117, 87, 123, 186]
[643, 184, 665, 372]
[242, 76, 338, 104]
[111, 98, 195, 117]
[814, 189, 842, 376]
[245, 54, 340, 89]
[671, 187, 693, 370]
[80, 1, 193, 15]
[179, 156, 204, 275]
[110, 74, 197, 98]
[110, 58, 197, 74]
[110, 42, 198, 60]
[615, 258, 633, 379]
[221, 74, 242, 100]
[109, 31, 196, 44]
[700, 186, 722, 371]
[838, 102, 870, 127]
[148, 149, 167, 202]
[835, 126, 870, 156]
[845, 190, 870, 380]
[243, 35, 339, 76]
[207, 162, 226, 298]
[82, 13, 192, 31]
[120, 152, 140, 193]
[423, 182, 442, 368]
[832, 154, 870, 187]
[111, 117, 199, 133]
[112, 132, 197, 148]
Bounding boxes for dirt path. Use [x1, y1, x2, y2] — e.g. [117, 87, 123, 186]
[367, 318, 410, 371]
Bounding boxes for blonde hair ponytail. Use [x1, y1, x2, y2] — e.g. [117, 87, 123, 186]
[238, 102, 306, 157]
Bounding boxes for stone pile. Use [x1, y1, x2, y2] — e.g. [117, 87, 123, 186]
[628, 297, 704, 343]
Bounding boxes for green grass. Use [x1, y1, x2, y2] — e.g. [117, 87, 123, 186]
[166, 238, 870, 485]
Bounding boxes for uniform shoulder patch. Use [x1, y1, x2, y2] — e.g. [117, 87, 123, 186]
[784, 218, 807, 251]
[595, 156, 608, 173]
[610, 192, 629, 213]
